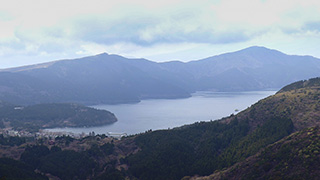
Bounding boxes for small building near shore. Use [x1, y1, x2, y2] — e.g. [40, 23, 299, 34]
[107, 132, 127, 139]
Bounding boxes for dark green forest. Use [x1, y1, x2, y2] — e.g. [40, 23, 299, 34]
[0, 116, 294, 180]
[0, 103, 117, 132]
[0, 135, 26, 146]
[0, 157, 48, 180]
[209, 126, 320, 180]
[126, 116, 293, 180]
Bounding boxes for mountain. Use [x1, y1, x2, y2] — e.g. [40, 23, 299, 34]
[0, 53, 191, 105]
[1, 46, 320, 105]
[181, 46, 320, 91]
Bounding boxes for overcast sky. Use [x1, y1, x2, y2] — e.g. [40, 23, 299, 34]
[0, 0, 320, 68]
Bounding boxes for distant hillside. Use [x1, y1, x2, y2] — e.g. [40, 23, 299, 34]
[0, 103, 117, 132]
[180, 47, 320, 91]
[1, 47, 320, 105]
[0, 53, 191, 105]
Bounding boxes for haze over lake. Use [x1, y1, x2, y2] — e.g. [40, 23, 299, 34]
[47, 91, 275, 135]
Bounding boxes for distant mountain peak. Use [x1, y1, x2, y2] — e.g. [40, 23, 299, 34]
[237, 46, 283, 54]
[243, 46, 269, 50]
[95, 52, 109, 56]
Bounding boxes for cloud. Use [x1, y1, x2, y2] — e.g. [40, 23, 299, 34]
[0, 0, 320, 68]
[32, 7, 251, 46]
[302, 21, 320, 33]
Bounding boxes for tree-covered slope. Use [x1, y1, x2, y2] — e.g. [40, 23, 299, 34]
[0, 135, 130, 180]
[186, 77, 320, 180]
[0, 157, 48, 180]
[193, 126, 320, 180]
[125, 117, 294, 180]
[0, 103, 117, 132]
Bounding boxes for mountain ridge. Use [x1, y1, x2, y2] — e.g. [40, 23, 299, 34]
[0, 46, 320, 105]
[2, 46, 319, 73]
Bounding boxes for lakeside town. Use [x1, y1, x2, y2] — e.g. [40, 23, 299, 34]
[0, 128, 127, 140]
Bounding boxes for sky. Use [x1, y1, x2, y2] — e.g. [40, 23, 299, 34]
[0, 0, 320, 68]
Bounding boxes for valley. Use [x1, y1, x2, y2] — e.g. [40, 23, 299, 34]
[0, 77, 319, 180]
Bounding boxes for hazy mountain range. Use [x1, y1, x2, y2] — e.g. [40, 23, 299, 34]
[1, 46, 320, 105]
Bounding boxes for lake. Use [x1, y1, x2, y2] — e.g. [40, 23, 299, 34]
[47, 91, 276, 135]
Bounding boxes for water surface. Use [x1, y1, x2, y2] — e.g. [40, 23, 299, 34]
[47, 91, 275, 135]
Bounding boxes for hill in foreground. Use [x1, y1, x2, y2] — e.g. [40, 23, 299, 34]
[187, 77, 320, 180]
[123, 77, 320, 180]
[192, 126, 320, 180]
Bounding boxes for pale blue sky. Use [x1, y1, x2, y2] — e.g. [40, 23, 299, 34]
[0, 0, 320, 68]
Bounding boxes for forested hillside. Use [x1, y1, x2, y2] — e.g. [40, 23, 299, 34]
[0, 103, 117, 132]
[193, 126, 320, 180]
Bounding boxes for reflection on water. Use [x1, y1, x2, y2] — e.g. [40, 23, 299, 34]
[46, 91, 276, 135]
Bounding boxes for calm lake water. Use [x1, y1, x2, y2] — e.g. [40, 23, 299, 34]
[47, 91, 276, 135]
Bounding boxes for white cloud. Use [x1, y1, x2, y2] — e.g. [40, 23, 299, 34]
[0, 0, 320, 68]
[0, 21, 16, 40]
